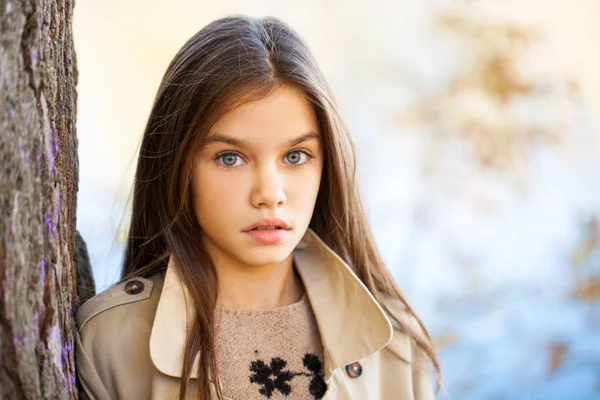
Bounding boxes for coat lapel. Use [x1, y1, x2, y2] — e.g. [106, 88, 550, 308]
[292, 228, 394, 379]
[149, 254, 201, 378]
[149, 227, 394, 383]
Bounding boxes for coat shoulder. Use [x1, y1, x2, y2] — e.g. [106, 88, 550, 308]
[378, 295, 437, 399]
[75, 272, 166, 400]
[378, 294, 432, 369]
[379, 295, 419, 332]
[76, 272, 164, 332]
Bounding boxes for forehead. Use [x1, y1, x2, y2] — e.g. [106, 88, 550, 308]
[206, 85, 320, 146]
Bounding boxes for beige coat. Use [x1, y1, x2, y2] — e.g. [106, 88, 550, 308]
[75, 228, 436, 399]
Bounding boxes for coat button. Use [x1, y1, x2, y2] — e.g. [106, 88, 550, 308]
[125, 280, 144, 295]
[345, 362, 362, 378]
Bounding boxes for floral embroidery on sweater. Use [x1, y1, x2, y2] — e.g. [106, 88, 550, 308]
[249, 352, 327, 399]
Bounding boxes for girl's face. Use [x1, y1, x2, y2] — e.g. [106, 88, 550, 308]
[191, 85, 324, 269]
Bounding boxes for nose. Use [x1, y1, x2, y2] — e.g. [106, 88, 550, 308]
[250, 164, 287, 209]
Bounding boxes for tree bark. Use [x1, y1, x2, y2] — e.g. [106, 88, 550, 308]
[1, 0, 92, 398]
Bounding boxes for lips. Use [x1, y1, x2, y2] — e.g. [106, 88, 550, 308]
[243, 218, 291, 232]
[244, 226, 290, 244]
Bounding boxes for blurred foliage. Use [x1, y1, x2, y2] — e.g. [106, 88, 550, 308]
[393, 8, 571, 171]
[433, 331, 459, 349]
[570, 216, 599, 267]
[547, 341, 568, 375]
[569, 216, 600, 304]
[570, 276, 600, 304]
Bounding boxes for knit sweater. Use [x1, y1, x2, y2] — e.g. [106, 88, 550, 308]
[213, 291, 328, 399]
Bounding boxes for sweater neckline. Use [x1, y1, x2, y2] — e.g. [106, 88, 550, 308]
[215, 291, 308, 316]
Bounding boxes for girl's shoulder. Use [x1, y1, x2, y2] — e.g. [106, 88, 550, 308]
[75, 271, 164, 333]
[75, 271, 165, 399]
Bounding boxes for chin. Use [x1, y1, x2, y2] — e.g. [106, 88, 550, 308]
[240, 243, 294, 265]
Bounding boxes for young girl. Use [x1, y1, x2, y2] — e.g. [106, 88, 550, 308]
[75, 14, 441, 400]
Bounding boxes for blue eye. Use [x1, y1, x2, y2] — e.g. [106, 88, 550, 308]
[284, 150, 309, 165]
[216, 152, 244, 168]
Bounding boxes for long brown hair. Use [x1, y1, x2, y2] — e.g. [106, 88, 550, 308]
[119, 14, 441, 399]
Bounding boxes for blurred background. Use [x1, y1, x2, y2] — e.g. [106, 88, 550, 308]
[73, 0, 600, 399]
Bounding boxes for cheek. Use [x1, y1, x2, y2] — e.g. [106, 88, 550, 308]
[191, 168, 244, 227]
[289, 166, 323, 207]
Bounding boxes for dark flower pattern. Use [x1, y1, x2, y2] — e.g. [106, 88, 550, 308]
[249, 353, 327, 399]
[302, 353, 327, 398]
[249, 357, 295, 397]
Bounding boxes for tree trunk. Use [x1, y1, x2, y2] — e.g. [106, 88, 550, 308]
[0, 0, 93, 398]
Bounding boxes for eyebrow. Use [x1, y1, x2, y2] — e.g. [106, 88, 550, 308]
[203, 131, 321, 148]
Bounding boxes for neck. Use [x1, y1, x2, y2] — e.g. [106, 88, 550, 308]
[213, 252, 305, 310]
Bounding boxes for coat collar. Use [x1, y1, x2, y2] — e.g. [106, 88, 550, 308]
[149, 227, 394, 382]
